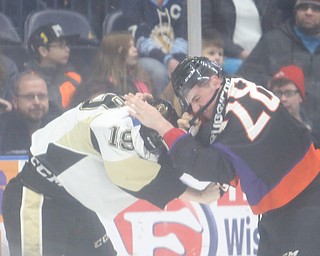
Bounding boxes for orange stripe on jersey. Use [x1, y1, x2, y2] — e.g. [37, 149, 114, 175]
[251, 144, 320, 214]
[60, 72, 81, 109]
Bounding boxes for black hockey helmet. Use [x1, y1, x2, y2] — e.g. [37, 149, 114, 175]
[139, 98, 178, 155]
[171, 56, 222, 112]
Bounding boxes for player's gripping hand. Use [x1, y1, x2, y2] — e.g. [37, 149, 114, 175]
[180, 182, 221, 205]
[199, 182, 222, 204]
[178, 112, 201, 136]
[124, 93, 174, 136]
[133, 92, 153, 102]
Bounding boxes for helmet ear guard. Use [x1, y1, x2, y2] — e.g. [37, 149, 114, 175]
[139, 125, 165, 154]
[171, 56, 223, 112]
[139, 99, 178, 155]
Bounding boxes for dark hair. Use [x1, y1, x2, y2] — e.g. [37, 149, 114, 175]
[69, 78, 119, 108]
[13, 70, 44, 95]
[91, 31, 151, 95]
[202, 28, 224, 49]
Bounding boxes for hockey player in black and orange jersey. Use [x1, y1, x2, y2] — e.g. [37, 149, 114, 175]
[2, 92, 221, 256]
[125, 56, 320, 256]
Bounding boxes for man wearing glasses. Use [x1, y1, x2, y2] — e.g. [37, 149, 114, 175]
[269, 65, 307, 125]
[238, 0, 320, 143]
[0, 71, 56, 155]
[269, 65, 320, 147]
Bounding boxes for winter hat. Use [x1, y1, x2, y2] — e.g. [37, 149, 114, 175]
[295, 0, 320, 7]
[28, 23, 79, 54]
[271, 65, 305, 100]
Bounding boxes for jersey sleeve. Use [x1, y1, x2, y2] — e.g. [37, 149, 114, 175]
[168, 132, 236, 184]
[122, 151, 187, 209]
[89, 110, 161, 190]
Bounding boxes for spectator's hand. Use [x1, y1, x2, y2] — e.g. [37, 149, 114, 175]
[239, 50, 250, 60]
[166, 58, 180, 75]
[0, 98, 12, 114]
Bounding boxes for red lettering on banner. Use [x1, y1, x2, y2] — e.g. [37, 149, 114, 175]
[218, 183, 248, 206]
[114, 199, 206, 255]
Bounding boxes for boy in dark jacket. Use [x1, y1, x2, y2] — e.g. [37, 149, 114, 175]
[25, 23, 81, 116]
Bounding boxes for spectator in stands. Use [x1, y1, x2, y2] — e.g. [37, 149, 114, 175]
[237, 0, 320, 139]
[121, 0, 188, 94]
[0, 53, 19, 147]
[71, 31, 152, 106]
[0, 53, 19, 101]
[274, 0, 296, 21]
[0, 71, 56, 155]
[25, 23, 81, 116]
[162, 28, 225, 115]
[202, 28, 224, 68]
[201, 0, 282, 74]
[268, 65, 320, 147]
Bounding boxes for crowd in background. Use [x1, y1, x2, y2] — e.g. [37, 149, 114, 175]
[1, 0, 320, 155]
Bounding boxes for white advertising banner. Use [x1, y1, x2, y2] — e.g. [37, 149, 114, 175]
[0, 157, 259, 256]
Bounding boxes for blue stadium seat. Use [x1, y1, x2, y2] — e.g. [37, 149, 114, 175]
[0, 12, 22, 45]
[102, 9, 137, 37]
[24, 8, 99, 47]
[0, 12, 27, 71]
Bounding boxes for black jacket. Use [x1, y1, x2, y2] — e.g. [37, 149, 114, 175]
[201, 0, 282, 58]
[0, 110, 57, 155]
[238, 19, 320, 143]
[0, 54, 19, 100]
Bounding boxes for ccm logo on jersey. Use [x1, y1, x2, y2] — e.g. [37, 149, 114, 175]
[282, 250, 299, 256]
[94, 234, 110, 248]
[31, 156, 62, 186]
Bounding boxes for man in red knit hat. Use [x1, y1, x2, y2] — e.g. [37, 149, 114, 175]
[238, 0, 320, 146]
[269, 65, 305, 122]
[269, 65, 320, 147]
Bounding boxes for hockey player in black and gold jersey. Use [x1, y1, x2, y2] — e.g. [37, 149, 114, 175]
[2, 93, 221, 256]
[125, 56, 320, 256]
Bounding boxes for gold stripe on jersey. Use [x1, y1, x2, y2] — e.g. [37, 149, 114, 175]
[21, 187, 43, 256]
[57, 116, 101, 157]
[104, 156, 160, 191]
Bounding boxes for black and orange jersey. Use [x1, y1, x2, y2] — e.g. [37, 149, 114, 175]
[163, 77, 320, 214]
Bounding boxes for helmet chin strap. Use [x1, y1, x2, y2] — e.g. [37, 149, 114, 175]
[188, 87, 220, 126]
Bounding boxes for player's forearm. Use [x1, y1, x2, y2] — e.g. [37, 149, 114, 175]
[155, 119, 175, 137]
[179, 183, 221, 204]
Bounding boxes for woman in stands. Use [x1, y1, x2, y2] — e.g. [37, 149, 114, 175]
[71, 31, 153, 106]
